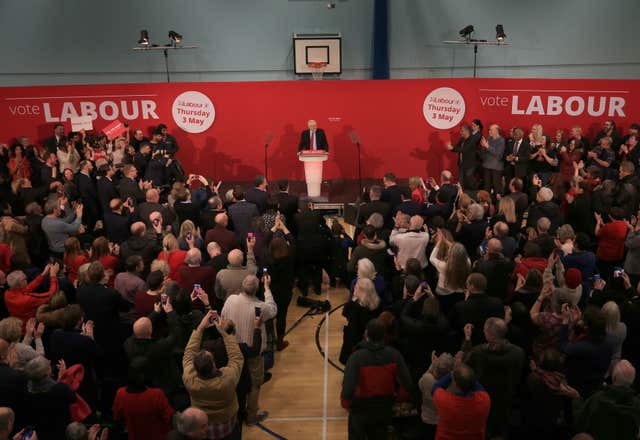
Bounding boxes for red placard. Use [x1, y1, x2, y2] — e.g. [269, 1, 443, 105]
[101, 119, 126, 140]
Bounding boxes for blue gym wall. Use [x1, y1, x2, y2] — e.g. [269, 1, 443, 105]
[0, 0, 638, 86]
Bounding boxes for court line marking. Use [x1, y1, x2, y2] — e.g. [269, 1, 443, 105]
[268, 417, 348, 422]
[322, 280, 330, 440]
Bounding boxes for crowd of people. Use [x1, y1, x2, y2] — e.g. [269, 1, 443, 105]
[0, 118, 640, 440]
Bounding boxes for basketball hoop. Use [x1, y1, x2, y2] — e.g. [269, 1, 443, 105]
[307, 62, 328, 80]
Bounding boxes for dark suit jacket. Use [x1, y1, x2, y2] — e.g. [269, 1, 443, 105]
[199, 209, 226, 235]
[453, 136, 479, 170]
[246, 187, 269, 214]
[174, 201, 201, 227]
[118, 177, 146, 204]
[392, 200, 423, 217]
[505, 191, 529, 218]
[76, 172, 100, 221]
[505, 138, 531, 178]
[276, 192, 299, 228]
[381, 185, 408, 211]
[44, 135, 65, 155]
[228, 201, 260, 240]
[358, 200, 391, 225]
[137, 202, 176, 228]
[449, 293, 504, 345]
[97, 177, 118, 212]
[428, 183, 458, 204]
[298, 128, 329, 152]
[103, 210, 134, 244]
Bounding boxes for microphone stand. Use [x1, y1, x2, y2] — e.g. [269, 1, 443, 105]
[356, 140, 362, 196]
[264, 142, 268, 180]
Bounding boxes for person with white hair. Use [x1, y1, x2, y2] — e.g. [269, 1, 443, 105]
[221, 274, 277, 425]
[528, 186, 562, 233]
[418, 351, 454, 437]
[455, 203, 488, 258]
[349, 258, 390, 308]
[390, 215, 430, 269]
[177, 247, 216, 299]
[577, 359, 640, 439]
[167, 407, 209, 439]
[298, 119, 329, 152]
[602, 301, 627, 365]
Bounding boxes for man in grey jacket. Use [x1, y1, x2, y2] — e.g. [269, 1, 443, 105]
[214, 236, 258, 302]
[480, 124, 506, 196]
[41, 197, 83, 257]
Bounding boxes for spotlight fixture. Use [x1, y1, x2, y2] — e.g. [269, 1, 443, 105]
[459, 25, 474, 39]
[326, 3, 336, 8]
[168, 30, 182, 44]
[496, 24, 506, 42]
[138, 30, 150, 46]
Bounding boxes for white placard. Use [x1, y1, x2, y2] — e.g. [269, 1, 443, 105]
[70, 116, 93, 132]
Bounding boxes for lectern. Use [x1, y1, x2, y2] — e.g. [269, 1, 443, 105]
[298, 151, 328, 198]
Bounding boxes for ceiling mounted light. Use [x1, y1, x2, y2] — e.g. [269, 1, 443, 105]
[168, 30, 182, 44]
[138, 30, 150, 46]
[496, 24, 506, 42]
[459, 25, 474, 39]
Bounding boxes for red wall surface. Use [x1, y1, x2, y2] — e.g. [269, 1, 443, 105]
[1, 78, 638, 181]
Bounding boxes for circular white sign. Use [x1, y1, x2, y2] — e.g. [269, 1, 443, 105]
[422, 87, 466, 129]
[172, 91, 216, 133]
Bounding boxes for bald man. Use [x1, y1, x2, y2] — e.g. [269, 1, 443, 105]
[473, 237, 515, 301]
[119, 221, 163, 277]
[577, 359, 640, 439]
[214, 246, 258, 302]
[298, 119, 329, 152]
[137, 188, 176, 229]
[204, 213, 238, 254]
[390, 215, 430, 269]
[168, 407, 209, 439]
[124, 306, 182, 393]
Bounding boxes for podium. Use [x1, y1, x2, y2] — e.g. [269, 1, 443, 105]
[298, 151, 328, 198]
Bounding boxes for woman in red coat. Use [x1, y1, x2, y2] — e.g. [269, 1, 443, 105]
[595, 207, 629, 279]
[113, 357, 175, 440]
[63, 237, 89, 284]
[91, 237, 120, 288]
[558, 138, 584, 183]
[157, 234, 187, 282]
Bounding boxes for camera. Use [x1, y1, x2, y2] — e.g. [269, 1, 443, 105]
[297, 296, 331, 312]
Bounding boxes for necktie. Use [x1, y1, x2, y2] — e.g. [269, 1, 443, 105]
[514, 140, 520, 155]
[311, 130, 316, 150]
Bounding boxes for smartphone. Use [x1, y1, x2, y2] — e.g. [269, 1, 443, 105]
[209, 310, 219, 324]
[194, 283, 201, 291]
[479, 243, 486, 255]
[127, 197, 134, 205]
[262, 267, 268, 274]
[161, 293, 168, 305]
[186, 231, 193, 240]
[614, 268, 625, 278]
[594, 274, 601, 282]
[254, 307, 261, 318]
[21, 427, 35, 440]
[152, 218, 160, 226]
[247, 232, 254, 239]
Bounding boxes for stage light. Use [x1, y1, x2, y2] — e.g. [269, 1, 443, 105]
[459, 25, 474, 39]
[496, 24, 506, 42]
[326, 3, 336, 8]
[138, 30, 150, 46]
[168, 30, 182, 44]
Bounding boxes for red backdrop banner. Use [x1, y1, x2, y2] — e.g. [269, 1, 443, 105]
[1, 78, 638, 181]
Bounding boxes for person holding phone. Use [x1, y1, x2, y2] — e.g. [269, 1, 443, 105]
[182, 312, 244, 438]
[221, 274, 277, 425]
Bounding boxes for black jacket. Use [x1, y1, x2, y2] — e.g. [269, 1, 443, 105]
[358, 200, 391, 226]
[505, 137, 531, 178]
[381, 185, 409, 211]
[118, 177, 146, 204]
[298, 128, 329, 151]
[473, 256, 515, 302]
[120, 235, 162, 276]
[276, 192, 299, 228]
[228, 201, 260, 240]
[103, 210, 134, 244]
[449, 293, 504, 345]
[246, 187, 269, 214]
[528, 200, 563, 233]
[97, 176, 118, 212]
[339, 300, 382, 365]
[77, 283, 130, 354]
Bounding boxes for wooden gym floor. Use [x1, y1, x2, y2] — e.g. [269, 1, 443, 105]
[243, 284, 350, 440]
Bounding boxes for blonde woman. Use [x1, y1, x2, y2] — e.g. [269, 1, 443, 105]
[157, 234, 187, 281]
[602, 301, 626, 364]
[409, 176, 426, 204]
[429, 242, 470, 314]
[177, 220, 203, 251]
[339, 278, 382, 364]
[350, 258, 389, 307]
[492, 196, 519, 236]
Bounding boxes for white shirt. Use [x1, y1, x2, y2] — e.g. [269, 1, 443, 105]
[390, 229, 430, 269]
[310, 130, 316, 150]
[221, 290, 277, 353]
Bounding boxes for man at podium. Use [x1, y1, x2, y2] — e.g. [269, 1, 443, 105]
[298, 119, 329, 152]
